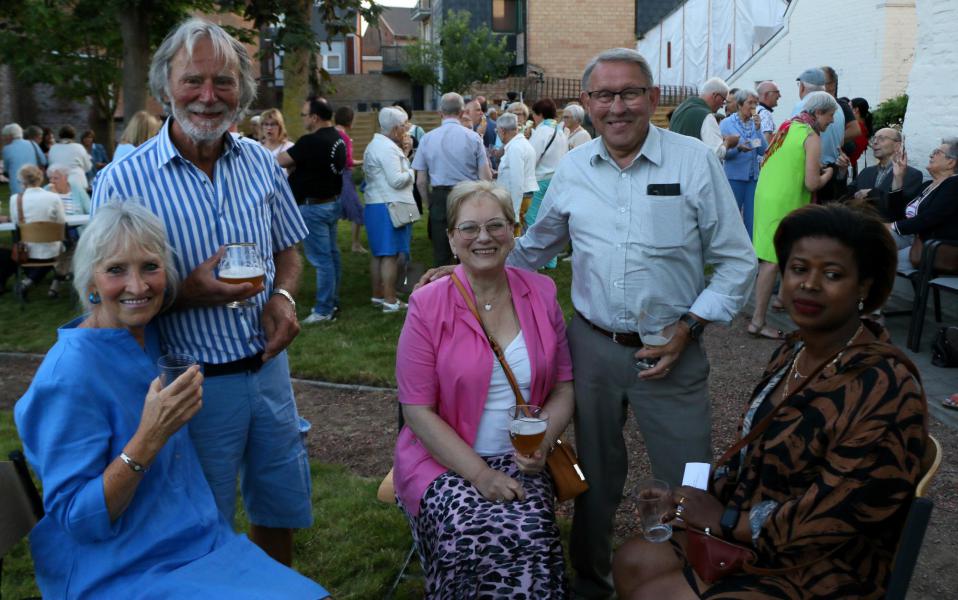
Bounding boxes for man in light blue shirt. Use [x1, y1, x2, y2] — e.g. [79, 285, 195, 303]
[2, 123, 47, 194]
[412, 92, 491, 265]
[509, 48, 756, 598]
[92, 18, 310, 567]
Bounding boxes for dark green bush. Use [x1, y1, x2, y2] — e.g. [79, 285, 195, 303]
[872, 94, 908, 130]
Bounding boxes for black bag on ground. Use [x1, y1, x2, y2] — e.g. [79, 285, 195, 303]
[931, 326, 958, 368]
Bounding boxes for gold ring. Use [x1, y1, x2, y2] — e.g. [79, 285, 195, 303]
[678, 496, 688, 505]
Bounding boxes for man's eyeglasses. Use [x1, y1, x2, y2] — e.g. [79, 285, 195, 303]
[453, 218, 512, 240]
[930, 148, 958, 160]
[585, 87, 650, 106]
[870, 135, 899, 144]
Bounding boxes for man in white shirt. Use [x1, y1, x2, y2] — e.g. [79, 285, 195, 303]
[510, 48, 756, 598]
[756, 80, 781, 144]
[669, 77, 739, 160]
[494, 112, 538, 233]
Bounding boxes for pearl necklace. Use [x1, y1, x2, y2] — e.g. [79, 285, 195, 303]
[783, 324, 863, 398]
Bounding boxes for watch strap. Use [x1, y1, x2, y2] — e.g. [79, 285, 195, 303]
[720, 506, 739, 539]
[681, 313, 705, 340]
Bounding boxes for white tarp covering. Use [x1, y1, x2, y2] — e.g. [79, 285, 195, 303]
[638, 0, 787, 88]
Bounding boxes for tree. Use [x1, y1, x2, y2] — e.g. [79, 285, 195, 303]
[403, 10, 514, 94]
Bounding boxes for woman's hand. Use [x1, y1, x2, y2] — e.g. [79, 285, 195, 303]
[472, 466, 526, 503]
[513, 443, 549, 475]
[135, 366, 203, 455]
[670, 486, 724, 532]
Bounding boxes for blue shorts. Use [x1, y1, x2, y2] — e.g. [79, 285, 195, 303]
[187, 351, 313, 528]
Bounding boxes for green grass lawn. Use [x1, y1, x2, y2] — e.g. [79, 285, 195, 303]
[0, 180, 573, 597]
[0, 181, 574, 386]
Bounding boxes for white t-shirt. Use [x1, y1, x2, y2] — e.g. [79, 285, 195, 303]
[473, 331, 532, 457]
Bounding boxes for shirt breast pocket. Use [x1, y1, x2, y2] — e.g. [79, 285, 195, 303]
[639, 195, 688, 249]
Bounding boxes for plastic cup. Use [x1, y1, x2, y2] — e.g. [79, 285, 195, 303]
[635, 479, 673, 542]
[158, 353, 198, 388]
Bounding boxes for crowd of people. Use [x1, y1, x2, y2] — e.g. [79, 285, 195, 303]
[0, 14, 943, 600]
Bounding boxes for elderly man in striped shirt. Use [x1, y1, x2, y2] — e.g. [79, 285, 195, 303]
[91, 19, 310, 566]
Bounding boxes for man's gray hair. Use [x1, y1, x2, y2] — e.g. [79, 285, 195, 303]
[2, 123, 23, 139]
[497, 112, 518, 131]
[733, 88, 757, 106]
[582, 48, 654, 90]
[148, 18, 257, 115]
[942, 137, 958, 160]
[800, 81, 825, 93]
[801, 91, 839, 116]
[701, 77, 729, 97]
[563, 103, 585, 124]
[73, 202, 180, 311]
[378, 106, 407, 133]
[439, 92, 465, 116]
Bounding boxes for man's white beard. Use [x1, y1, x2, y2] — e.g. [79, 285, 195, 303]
[172, 101, 238, 143]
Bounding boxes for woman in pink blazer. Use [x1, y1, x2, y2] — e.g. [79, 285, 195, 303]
[394, 181, 575, 598]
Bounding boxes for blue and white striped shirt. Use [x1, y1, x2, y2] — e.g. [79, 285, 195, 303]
[91, 119, 308, 364]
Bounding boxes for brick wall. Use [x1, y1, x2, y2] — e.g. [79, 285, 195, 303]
[902, 0, 958, 170]
[324, 74, 413, 111]
[526, 0, 636, 80]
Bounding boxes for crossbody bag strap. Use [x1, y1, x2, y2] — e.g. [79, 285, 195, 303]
[714, 346, 840, 468]
[450, 273, 527, 407]
[536, 123, 559, 165]
[16, 192, 25, 224]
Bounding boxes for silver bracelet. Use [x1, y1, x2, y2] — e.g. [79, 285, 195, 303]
[269, 288, 296, 311]
[119, 452, 147, 473]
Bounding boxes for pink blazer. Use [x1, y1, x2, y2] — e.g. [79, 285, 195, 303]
[393, 265, 574, 516]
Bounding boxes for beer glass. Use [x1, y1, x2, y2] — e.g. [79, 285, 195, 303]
[510, 405, 549, 490]
[219, 243, 265, 308]
[634, 298, 680, 372]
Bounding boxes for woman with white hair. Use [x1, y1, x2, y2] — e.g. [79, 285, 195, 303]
[561, 103, 591, 150]
[748, 90, 838, 339]
[15, 202, 328, 599]
[43, 163, 91, 297]
[363, 106, 416, 313]
[7, 164, 66, 301]
[719, 89, 767, 240]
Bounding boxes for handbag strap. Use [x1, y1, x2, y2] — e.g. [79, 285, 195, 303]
[16, 192, 25, 224]
[536, 122, 560, 165]
[450, 272, 527, 408]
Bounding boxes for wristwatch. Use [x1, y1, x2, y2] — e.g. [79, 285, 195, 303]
[719, 506, 740, 539]
[680, 313, 706, 341]
[270, 288, 296, 311]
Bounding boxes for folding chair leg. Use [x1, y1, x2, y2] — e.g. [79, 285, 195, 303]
[385, 542, 417, 600]
[933, 289, 942, 323]
[908, 283, 930, 352]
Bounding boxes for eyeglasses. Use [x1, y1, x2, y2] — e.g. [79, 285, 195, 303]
[870, 135, 898, 144]
[300, 112, 310, 117]
[716, 93, 728, 102]
[930, 148, 957, 160]
[585, 87, 650, 106]
[453, 218, 512, 240]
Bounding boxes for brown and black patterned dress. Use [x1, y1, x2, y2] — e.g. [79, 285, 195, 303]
[699, 320, 928, 599]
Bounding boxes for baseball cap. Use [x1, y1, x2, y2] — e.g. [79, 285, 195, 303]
[797, 68, 826, 86]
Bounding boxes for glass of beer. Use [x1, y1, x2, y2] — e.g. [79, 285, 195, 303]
[219, 243, 265, 308]
[510, 404, 549, 491]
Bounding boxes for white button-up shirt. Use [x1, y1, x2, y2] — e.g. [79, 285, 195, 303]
[529, 119, 568, 181]
[496, 134, 538, 216]
[509, 125, 757, 332]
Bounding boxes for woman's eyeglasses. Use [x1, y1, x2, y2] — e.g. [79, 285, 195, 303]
[453, 218, 512, 240]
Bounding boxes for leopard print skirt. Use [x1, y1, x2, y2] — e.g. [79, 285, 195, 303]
[401, 454, 569, 599]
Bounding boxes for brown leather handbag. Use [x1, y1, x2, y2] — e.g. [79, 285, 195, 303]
[451, 273, 588, 502]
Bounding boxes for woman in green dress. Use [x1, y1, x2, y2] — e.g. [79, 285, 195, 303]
[748, 91, 839, 339]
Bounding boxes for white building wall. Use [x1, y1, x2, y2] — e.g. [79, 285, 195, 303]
[901, 0, 958, 174]
[637, 0, 787, 88]
[726, 0, 915, 124]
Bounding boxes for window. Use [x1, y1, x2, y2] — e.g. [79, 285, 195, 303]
[320, 41, 345, 74]
[492, 0, 518, 33]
